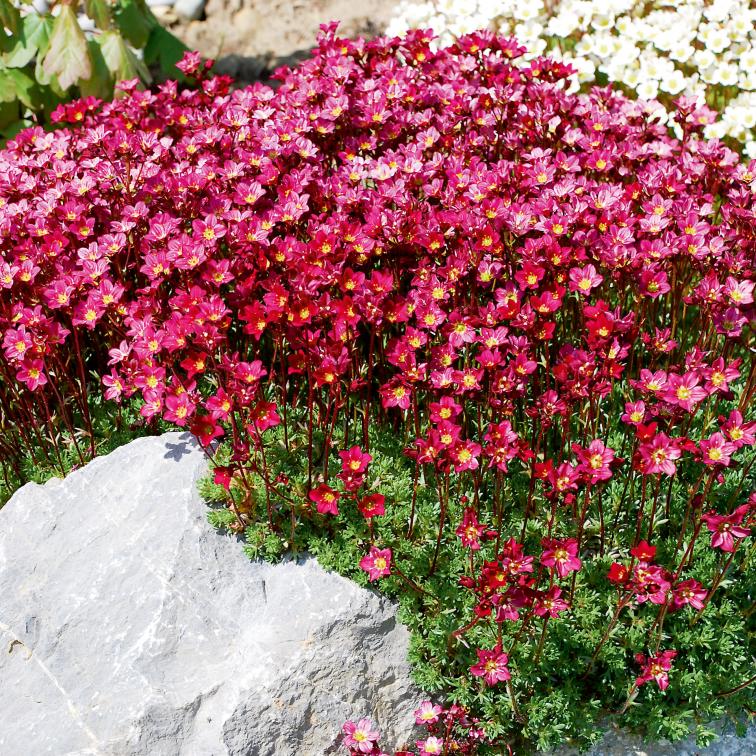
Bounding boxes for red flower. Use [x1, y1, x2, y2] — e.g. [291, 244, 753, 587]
[456, 508, 485, 550]
[358, 493, 386, 519]
[308, 484, 340, 516]
[630, 540, 656, 562]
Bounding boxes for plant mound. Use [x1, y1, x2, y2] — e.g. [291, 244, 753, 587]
[0, 26, 755, 754]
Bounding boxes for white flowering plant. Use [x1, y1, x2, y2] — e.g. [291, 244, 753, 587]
[387, 0, 756, 157]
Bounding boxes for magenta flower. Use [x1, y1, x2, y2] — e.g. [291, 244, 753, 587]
[470, 644, 510, 686]
[568, 264, 603, 296]
[638, 433, 681, 476]
[635, 650, 677, 691]
[540, 538, 582, 578]
[671, 579, 707, 611]
[701, 509, 751, 552]
[359, 547, 392, 582]
[574, 439, 615, 483]
[534, 586, 570, 618]
[699, 432, 737, 467]
[456, 508, 485, 550]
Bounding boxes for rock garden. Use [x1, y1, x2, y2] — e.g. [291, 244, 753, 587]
[0, 2, 754, 754]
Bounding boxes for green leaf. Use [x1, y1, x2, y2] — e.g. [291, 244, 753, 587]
[143, 25, 187, 78]
[42, 5, 92, 90]
[3, 14, 53, 69]
[114, 0, 154, 49]
[78, 38, 113, 100]
[98, 30, 150, 85]
[84, 0, 112, 30]
[0, 98, 19, 129]
[0, 0, 20, 35]
[3, 68, 36, 109]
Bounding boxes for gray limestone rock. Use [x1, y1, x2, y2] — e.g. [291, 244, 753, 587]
[0, 432, 419, 755]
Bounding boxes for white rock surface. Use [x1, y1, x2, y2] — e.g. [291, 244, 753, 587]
[0, 432, 419, 755]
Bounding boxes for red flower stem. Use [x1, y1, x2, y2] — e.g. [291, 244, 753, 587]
[583, 594, 630, 676]
[690, 548, 738, 626]
[70, 325, 96, 458]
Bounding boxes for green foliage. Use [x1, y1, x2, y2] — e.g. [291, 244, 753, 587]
[0, 396, 159, 508]
[0, 0, 187, 140]
[201, 413, 755, 753]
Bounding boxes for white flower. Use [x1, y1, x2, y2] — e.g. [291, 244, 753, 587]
[715, 63, 740, 86]
[670, 44, 695, 63]
[387, 0, 756, 150]
[660, 69, 688, 95]
[694, 49, 717, 71]
[548, 12, 580, 37]
[637, 79, 659, 100]
[703, 29, 732, 55]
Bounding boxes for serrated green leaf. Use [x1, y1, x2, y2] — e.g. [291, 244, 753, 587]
[114, 0, 154, 49]
[3, 14, 53, 68]
[42, 5, 92, 90]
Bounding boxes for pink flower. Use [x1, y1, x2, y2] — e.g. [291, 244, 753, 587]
[699, 432, 737, 467]
[470, 644, 510, 686]
[534, 586, 570, 617]
[414, 701, 443, 726]
[416, 736, 444, 755]
[16, 360, 47, 391]
[635, 650, 677, 691]
[701, 509, 750, 552]
[638, 433, 681, 476]
[342, 718, 380, 753]
[664, 373, 706, 411]
[540, 538, 582, 578]
[339, 446, 372, 475]
[574, 439, 615, 483]
[359, 547, 392, 581]
[721, 410, 756, 449]
[621, 401, 647, 426]
[568, 264, 603, 296]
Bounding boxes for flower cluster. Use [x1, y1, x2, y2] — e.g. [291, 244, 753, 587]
[341, 701, 489, 755]
[387, 0, 756, 156]
[0, 27, 754, 750]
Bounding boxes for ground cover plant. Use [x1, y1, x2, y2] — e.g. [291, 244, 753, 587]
[0, 25, 754, 753]
[387, 0, 756, 157]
